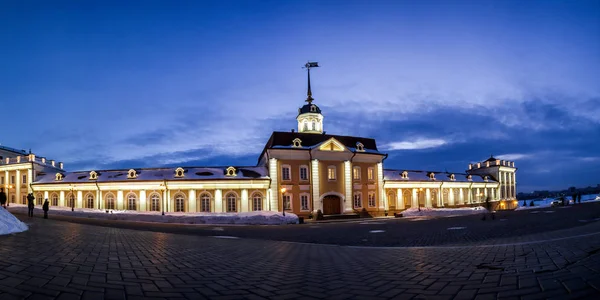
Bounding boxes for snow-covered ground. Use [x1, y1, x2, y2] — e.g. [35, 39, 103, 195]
[402, 206, 487, 217]
[515, 194, 599, 211]
[0, 207, 29, 235]
[7, 204, 299, 225]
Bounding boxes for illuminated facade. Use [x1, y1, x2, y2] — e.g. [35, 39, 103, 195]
[0, 69, 518, 217]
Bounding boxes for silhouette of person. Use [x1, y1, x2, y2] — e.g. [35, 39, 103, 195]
[42, 199, 49, 219]
[0, 188, 6, 209]
[482, 196, 495, 220]
[27, 193, 35, 217]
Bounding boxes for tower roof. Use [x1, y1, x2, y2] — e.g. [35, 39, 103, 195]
[298, 103, 322, 115]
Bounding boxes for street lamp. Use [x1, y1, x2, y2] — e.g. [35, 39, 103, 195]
[280, 187, 287, 216]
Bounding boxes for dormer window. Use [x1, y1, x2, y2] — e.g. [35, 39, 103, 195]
[292, 138, 302, 148]
[401, 171, 408, 179]
[450, 174, 456, 181]
[55, 173, 63, 181]
[89, 171, 98, 180]
[428, 172, 435, 180]
[127, 169, 137, 179]
[484, 176, 489, 182]
[467, 175, 473, 181]
[175, 167, 185, 178]
[356, 142, 365, 152]
[310, 105, 316, 112]
[226, 166, 237, 177]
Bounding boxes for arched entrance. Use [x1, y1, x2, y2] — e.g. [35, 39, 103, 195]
[323, 195, 342, 215]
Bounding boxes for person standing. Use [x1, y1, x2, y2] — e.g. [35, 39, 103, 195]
[27, 193, 35, 217]
[0, 188, 6, 209]
[42, 199, 49, 219]
[482, 196, 495, 220]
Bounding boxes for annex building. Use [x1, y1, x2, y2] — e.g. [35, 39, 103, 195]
[0, 65, 518, 217]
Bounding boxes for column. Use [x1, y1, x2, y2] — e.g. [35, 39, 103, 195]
[311, 159, 321, 213]
[16, 170, 21, 204]
[77, 190, 82, 208]
[99, 190, 103, 209]
[397, 188, 404, 209]
[503, 172, 507, 199]
[425, 188, 432, 208]
[449, 188, 454, 206]
[166, 190, 171, 212]
[513, 172, 517, 198]
[27, 168, 33, 193]
[412, 188, 418, 208]
[484, 186, 488, 198]
[43, 191, 49, 204]
[117, 191, 124, 210]
[459, 188, 464, 204]
[59, 191, 65, 207]
[188, 190, 196, 212]
[241, 189, 248, 212]
[269, 158, 279, 212]
[438, 187, 443, 207]
[377, 163, 385, 209]
[139, 190, 147, 212]
[215, 189, 223, 212]
[344, 161, 352, 212]
[162, 190, 167, 212]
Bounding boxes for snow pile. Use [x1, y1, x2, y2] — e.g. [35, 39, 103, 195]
[0, 207, 28, 235]
[515, 194, 600, 211]
[7, 204, 298, 225]
[402, 206, 487, 217]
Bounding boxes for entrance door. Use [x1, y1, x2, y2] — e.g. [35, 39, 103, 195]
[323, 195, 341, 215]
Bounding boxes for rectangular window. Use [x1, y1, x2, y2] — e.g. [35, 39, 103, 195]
[201, 198, 210, 212]
[328, 167, 336, 180]
[282, 166, 291, 181]
[368, 193, 376, 207]
[0, 176, 3, 184]
[368, 168, 374, 180]
[283, 195, 291, 210]
[353, 167, 360, 180]
[301, 194, 309, 211]
[300, 166, 308, 181]
[353, 193, 362, 208]
[22, 174, 27, 184]
[22, 195, 26, 204]
[11, 176, 15, 184]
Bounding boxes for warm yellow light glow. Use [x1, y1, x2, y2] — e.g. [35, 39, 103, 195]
[280, 187, 286, 194]
[419, 188, 423, 191]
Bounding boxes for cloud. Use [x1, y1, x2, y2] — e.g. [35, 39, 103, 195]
[385, 138, 448, 150]
[496, 153, 532, 160]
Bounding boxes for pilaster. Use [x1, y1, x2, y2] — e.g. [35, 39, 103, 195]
[241, 189, 248, 212]
[412, 188, 418, 208]
[269, 158, 279, 212]
[117, 191, 124, 210]
[397, 188, 404, 209]
[140, 190, 147, 212]
[59, 191, 65, 207]
[449, 188, 454, 206]
[77, 191, 82, 208]
[44, 191, 49, 205]
[311, 159, 321, 213]
[377, 163, 384, 209]
[343, 161, 352, 212]
[215, 189, 223, 212]
[425, 188, 432, 208]
[16, 169, 21, 205]
[188, 190, 196, 212]
[27, 168, 33, 193]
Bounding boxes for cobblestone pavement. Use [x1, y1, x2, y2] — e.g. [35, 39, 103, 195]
[1, 211, 600, 299]
[10, 201, 600, 247]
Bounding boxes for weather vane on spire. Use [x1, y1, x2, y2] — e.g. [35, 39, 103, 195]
[303, 61, 319, 104]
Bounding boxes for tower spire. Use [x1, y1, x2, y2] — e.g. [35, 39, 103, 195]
[304, 62, 319, 104]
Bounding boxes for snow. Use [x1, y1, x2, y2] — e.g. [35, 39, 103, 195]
[515, 194, 600, 211]
[0, 207, 28, 235]
[402, 206, 487, 217]
[7, 204, 298, 225]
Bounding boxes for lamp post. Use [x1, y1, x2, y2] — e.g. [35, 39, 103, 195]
[280, 187, 287, 216]
[70, 184, 75, 211]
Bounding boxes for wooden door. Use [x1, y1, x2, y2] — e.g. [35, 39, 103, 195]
[323, 196, 341, 215]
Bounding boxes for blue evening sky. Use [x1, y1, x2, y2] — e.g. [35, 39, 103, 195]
[1, 0, 599, 193]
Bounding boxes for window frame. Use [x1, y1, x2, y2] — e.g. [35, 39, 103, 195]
[368, 192, 376, 208]
[282, 194, 292, 211]
[300, 193, 310, 211]
[226, 192, 237, 212]
[252, 192, 263, 211]
[174, 193, 185, 212]
[150, 193, 161, 212]
[353, 166, 361, 181]
[281, 165, 291, 181]
[327, 166, 336, 181]
[353, 192, 362, 209]
[86, 194, 94, 208]
[106, 194, 116, 210]
[299, 165, 309, 181]
[199, 192, 211, 212]
[51, 193, 58, 206]
[22, 174, 27, 184]
[127, 193, 137, 211]
[368, 167, 375, 181]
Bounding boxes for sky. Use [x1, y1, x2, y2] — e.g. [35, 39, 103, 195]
[1, 0, 599, 193]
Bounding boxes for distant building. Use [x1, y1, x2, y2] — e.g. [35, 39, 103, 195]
[0, 68, 518, 215]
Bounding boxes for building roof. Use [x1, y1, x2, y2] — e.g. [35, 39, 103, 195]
[33, 166, 269, 184]
[384, 169, 496, 183]
[259, 131, 384, 163]
[0, 145, 28, 155]
[298, 103, 322, 115]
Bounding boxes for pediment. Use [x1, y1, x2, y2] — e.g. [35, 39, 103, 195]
[317, 138, 348, 152]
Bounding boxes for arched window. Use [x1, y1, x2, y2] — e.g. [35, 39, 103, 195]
[127, 194, 137, 211]
[106, 194, 115, 210]
[175, 194, 185, 212]
[226, 193, 237, 212]
[200, 193, 211, 212]
[51, 194, 58, 206]
[252, 193, 262, 211]
[311, 120, 316, 130]
[303, 121, 308, 131]
[67, 193, 75, 208]
[368, 192, 376, 207]
[86, 194, 94, 208]
[150, 194, 160, 211]
[387, 191, 395, 208]
[36, 193, 43, 205]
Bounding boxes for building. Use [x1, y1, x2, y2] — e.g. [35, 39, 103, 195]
[0, 65, 518, 216]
